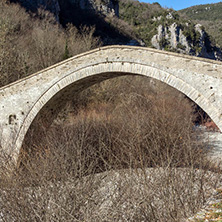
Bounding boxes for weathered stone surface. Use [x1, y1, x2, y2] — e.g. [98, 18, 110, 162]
[0, 45, 222, 163]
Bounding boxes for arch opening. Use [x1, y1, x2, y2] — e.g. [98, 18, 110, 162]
[19, 73, 215, 173]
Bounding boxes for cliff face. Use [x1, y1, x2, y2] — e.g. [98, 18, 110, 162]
[151, 14, 222, 60]
[69, 0, 119, 17]
[12, 0, 119, 20]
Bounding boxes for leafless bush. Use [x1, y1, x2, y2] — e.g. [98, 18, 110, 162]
[0, 122, 220, 221]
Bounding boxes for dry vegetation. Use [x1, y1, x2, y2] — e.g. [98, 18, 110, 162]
[0, 1, 100, 87]
[1, 77, 221, 221]
[179, 2, 222, 47]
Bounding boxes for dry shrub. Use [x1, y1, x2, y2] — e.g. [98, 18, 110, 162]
[0, 77, 221, 221]
[1, 163, 220, 221]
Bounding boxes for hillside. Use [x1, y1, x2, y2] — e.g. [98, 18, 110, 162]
[179, 2, 222, 21]
[7, 0, 222, 61]
[118, 0, 222, 60]
[179, 2, 222, 47]
[0, 1, 101, 86]
[9, 0, 136, 45]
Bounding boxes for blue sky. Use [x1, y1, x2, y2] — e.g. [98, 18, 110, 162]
[142, 1, 222, 10]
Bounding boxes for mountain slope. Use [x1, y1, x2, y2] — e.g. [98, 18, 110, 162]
[6, 0, 222, 61]
[10, 0, 136, 45]
[179, 2, 222, 21]
[119, 0, 222, 60]
[179, 2, 222, 47]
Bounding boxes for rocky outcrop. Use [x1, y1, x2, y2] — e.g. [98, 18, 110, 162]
[194, 24, 222, 60]
[151, 15, 222, 60]
[151, 23, 191, 52]
[73, 0, 119, 17]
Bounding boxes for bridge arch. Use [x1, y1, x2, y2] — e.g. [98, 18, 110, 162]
[16, 61, 220, 155]
[1, 46, 222, 163]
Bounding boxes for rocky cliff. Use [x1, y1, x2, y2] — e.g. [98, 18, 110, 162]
[12, 0, 118, 21]
[151, 20, 222, 60]
[71, 0, 119, 17]
[119, 2, 222, 61]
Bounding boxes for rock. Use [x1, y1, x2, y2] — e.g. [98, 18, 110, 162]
[152, 16, 162, 21]
[151, 25, 168, 50]
[69, 0, 118, 17]
[151, 22, 222, 60]
[169, 23, 180, 48]
[194, 24, 222, 60]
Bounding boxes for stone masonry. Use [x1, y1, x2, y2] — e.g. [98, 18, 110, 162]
[0, 45, 222, 164]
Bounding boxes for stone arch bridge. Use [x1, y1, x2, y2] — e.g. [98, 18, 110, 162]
[1, 45, 222, 163]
